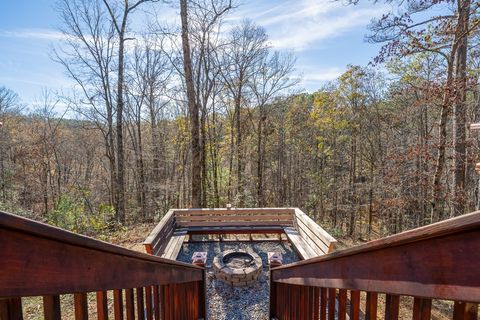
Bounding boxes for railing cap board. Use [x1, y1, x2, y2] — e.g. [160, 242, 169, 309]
[273, 210, 480, 270]
[0, 210, 202, 270]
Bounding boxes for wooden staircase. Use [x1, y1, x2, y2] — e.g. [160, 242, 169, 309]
[0, 211, 206, 319]
[269, 211, 480, 320]
[1, 208, 479, 320]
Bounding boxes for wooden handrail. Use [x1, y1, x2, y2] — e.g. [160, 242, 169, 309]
[0, 211, 206, 319]
[274, 210, 480, 271]
[270, 211, 480, 319]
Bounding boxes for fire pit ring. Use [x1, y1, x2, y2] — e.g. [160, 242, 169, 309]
[213, 250, 263, 287]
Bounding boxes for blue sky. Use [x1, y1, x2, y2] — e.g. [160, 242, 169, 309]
[0, 0, 388, 108]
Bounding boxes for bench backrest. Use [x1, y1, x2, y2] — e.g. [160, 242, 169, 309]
[173, 208, 295, 228]
[143, 209, 176, 256]
[293, 208, 337, 255]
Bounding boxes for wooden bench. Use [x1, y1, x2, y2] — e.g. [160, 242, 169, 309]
[174, 208, 295, 229]
[284, 227, 318, 259]
[143, 210, 176, 257]
[144, 207, 336, 261]
[161, 228, 188, 260]
[176, 208, 294, 241]
[284, 208, 337, 259]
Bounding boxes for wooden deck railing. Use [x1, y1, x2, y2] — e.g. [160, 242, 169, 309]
[270, 211, 480, 320]
[0, 211, 206, 320]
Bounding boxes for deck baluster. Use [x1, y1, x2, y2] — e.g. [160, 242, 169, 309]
[43, 295, 61, 320]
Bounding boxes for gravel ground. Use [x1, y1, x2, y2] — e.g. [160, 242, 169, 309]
[177, 241, 299, 320]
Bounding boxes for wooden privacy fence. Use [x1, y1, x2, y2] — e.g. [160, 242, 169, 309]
[0, 211, 206, 320]
[270, 211, 480, 320]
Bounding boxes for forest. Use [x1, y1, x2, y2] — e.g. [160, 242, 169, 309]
[0, 0, 479, 240]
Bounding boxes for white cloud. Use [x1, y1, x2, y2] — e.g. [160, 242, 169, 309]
[232, 0, 387, 51]
[0, 29, 66, 41]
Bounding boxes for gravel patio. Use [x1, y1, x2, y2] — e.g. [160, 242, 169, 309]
[177, 241, 300, 320]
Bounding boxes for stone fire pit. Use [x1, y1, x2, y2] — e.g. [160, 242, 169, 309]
[213, 249, 263, 287]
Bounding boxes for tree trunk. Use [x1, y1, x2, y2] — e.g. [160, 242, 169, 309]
[180, 0, 201, 208]
[432, 45, 456, 220]
[116, 32, 126, 224]
[452, 0, 471, 216]
[256, 107, 265, 207]
[201, 108, 208, 207]
[235, 90, 244, 206]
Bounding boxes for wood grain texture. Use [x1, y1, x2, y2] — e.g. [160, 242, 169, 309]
[273, 210, 480, 270]
[385, 294, 399, 320]
[1, 227, 203, 297]
[136, 287, 145, 320]
[350, 290, 360, 320]
[43, 295, 61, 320]
[0, 211, 194, 269]
[320, 288, 327, 320]
[412, 298, 431, 320]
[175, 214, 294, 222]
[113, 289, 123, 320]
[160, 282, 202, 320]
[0, 298, 23, 320]
[187, 225, 285, 234]
[74, 293, 88, 320]
[96, 291, 108, 320]
[153, 285, 160, 320]
[125, 289, 134, 320]
[272, 226, 480, 302]
[453, 301, 478, 320]
[328, 288, 336, 320]
[145, 286, 153, 320]
[294, 208, 337, 251]
[174, 208, 295, 216]
[338, 289, 347, 320]
[366, 292, 378, 320]
[284, 227, 319, 259]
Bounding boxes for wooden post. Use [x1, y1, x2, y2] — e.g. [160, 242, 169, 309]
[269, 271, 277, 319]
[453, 302, 478, 320]
[113, 289, 124, 320]
[0, 298, 23, 320]
[96, 291, 108, 320]
[385, 294, 400, 320]
[43, 295, 61, 320]
[350, 291, 360, 320]
[412, 298, 431, 320]
[199, 271, 207, 319]
[74, 293, 88, 320]
[366, 292, 378, 320]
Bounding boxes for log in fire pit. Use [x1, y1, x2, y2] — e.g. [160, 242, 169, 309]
[213, 250, 263, 287]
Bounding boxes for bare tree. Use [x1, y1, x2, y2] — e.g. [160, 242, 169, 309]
[220, 20, 269, 206]
[56, 0, 159, 222]
[101, 0, 160, 222]
[0, 87, 21, 202]
[55, 0, 119, 216]
[189, 0, 234, 206]
[180, 0, 202, 207]
[249, 51, 298, 206]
